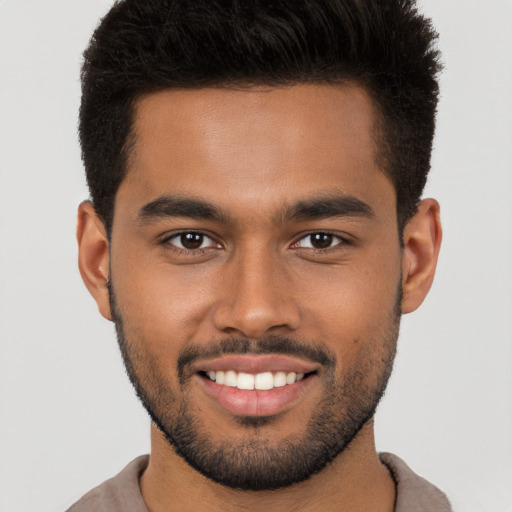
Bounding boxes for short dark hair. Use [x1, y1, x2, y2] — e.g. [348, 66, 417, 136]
[79, 0, 441, 234]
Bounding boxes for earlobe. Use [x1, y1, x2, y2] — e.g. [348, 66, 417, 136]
[76, 201, 112, 321]
[401, 198, 442, 314]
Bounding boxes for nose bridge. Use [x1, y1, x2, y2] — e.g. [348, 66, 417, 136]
[213, 241, 300, 338]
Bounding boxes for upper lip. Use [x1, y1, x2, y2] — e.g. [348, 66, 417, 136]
[193, 354, 320, 375]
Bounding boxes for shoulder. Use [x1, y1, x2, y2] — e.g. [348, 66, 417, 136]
[66, 455, 149, 512]
[379, 452, 452, 512]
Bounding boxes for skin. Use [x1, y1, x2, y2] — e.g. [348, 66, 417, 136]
[77, 84, 442, 511]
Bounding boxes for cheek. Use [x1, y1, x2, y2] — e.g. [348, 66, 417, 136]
[111, 244, 218, 355]
[110, 227, 402, 365]
[298, 248, 401, 361]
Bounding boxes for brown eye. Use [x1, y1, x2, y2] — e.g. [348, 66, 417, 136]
[166, 232, 215, 251]
[180, 233, 204, 249]
[309, 233, 333, 249]
[295, 232, 344, 250]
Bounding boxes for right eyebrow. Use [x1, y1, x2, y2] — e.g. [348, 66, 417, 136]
[137, 195, 230, 225]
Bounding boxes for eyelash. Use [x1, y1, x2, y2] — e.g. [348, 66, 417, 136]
[161, 231, 220, 254]
[291, 232, 350, 252]
[160, 230, 350, 255]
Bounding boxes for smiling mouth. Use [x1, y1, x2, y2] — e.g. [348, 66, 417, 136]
[199, 370, 313, 390]
[192, 353, 321, 416]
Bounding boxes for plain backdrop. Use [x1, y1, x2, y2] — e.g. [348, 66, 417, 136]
[0, 1, 511, 511]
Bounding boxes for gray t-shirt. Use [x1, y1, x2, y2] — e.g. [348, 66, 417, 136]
[67, 452, 451, 511]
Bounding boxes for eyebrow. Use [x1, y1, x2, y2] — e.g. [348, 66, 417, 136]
[138, 195, 229, 224]
[282, 195, 374, 222]
[137, 193, 374, 226]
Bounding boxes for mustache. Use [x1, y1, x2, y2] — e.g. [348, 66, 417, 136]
[177, 336, 336, 383]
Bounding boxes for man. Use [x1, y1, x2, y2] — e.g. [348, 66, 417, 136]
[70, 0, 448, 510]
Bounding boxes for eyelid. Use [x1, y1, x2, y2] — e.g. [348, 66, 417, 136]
[160, 230, 221, 250]
[291, 231, 351, 250]
[159, 229, 351, 253]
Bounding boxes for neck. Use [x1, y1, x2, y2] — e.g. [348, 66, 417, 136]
[140, 420, 395, 512]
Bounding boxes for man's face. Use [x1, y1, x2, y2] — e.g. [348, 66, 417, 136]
[108, 84, 403, 489]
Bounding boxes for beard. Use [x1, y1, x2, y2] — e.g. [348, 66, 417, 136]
[109, 282, 401, 491]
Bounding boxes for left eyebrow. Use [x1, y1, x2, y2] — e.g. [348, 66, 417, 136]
[282, 195, 374, 223]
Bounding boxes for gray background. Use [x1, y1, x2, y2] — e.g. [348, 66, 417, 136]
[0, 1, 511, 510]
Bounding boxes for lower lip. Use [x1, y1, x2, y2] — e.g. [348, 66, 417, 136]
[197, 374, 316, 417]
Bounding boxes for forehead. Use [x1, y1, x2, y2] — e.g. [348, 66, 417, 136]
[117, 84, 394, 221]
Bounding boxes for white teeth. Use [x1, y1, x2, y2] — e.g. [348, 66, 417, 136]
[255, 372, 274, 390]
[273, 371, 287, 387]
[237, 372, 255, 390]
[224, 370, 237, 387]
[207, 370, 307, 389]
[286, 372, 297, 385]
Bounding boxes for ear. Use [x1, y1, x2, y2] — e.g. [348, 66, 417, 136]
[77, 201, 112, 321]
[401, 198, 442, 314]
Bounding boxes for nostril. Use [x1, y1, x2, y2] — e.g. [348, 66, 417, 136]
[211, 290, 301, 339]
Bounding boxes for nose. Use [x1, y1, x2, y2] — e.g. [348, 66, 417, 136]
[212, 247, 301, 339]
